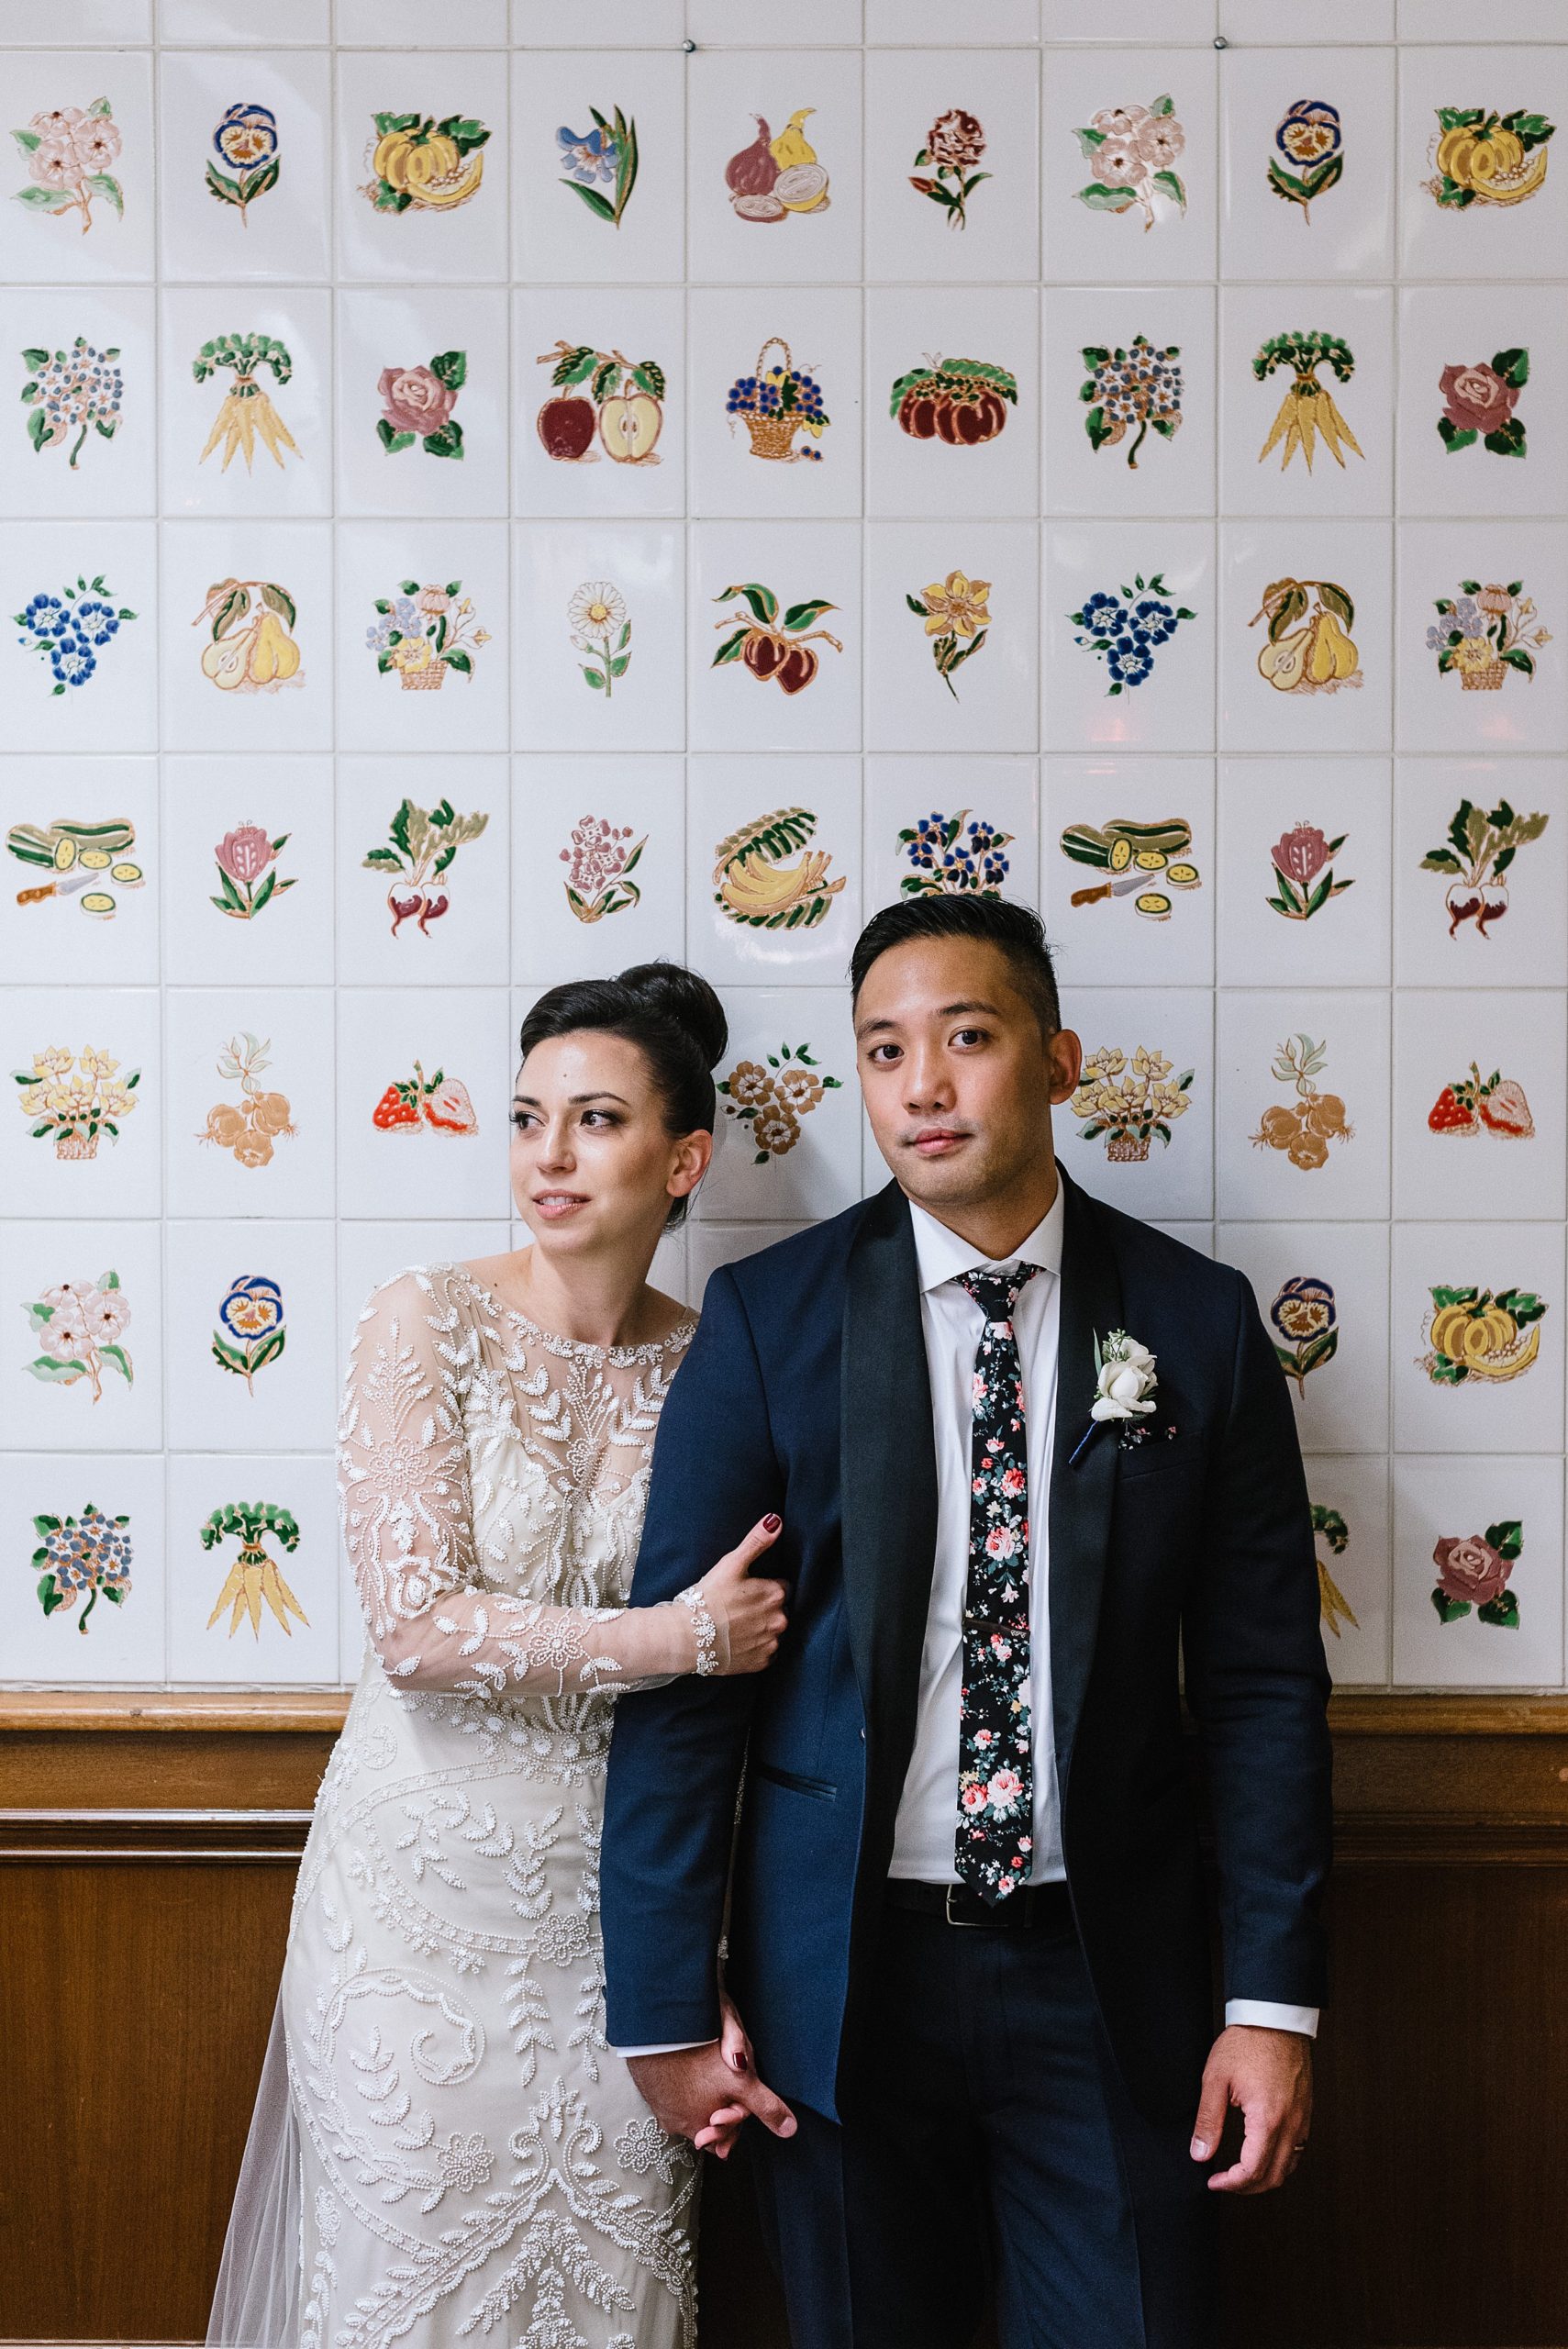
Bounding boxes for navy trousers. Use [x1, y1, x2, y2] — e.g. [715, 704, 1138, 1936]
[749, 1901, 1217, 2349]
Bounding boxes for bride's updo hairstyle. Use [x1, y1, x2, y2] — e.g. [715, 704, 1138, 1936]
[516, 962, 728, 1228]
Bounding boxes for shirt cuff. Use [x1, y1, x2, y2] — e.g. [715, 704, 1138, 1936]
[611, 2039, 718, 2058]
[1224, 1999, 1318, 2039]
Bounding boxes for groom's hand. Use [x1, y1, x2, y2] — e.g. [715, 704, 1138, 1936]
[1191, 2024, 1313, 2194]
[627, 2043, 796, 2160]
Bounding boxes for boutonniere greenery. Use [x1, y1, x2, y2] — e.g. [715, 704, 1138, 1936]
[1070, 1330, 1161, 1467]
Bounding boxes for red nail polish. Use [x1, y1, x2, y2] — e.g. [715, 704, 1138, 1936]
[763, 1513, 781, 1532]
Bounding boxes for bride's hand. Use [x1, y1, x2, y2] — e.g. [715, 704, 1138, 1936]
[695, 1516, 788, 1676]
[692, 1989, 756, 2159]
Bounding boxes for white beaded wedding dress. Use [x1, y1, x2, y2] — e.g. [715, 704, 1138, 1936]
[208, 1262, 702, 2349]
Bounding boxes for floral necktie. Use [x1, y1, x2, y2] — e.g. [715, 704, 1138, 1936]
[956, 1265, 1039, 1902]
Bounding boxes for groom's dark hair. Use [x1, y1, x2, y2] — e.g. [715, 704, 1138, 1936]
[850, 897, 1062, 1041]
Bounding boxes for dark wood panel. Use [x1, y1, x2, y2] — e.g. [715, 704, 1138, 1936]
[3, 1691, 1567, 2347]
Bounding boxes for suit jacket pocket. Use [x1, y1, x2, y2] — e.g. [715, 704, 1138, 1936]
[1117, 1449, 1195, 1486]
[752, 1759, 838, 1802]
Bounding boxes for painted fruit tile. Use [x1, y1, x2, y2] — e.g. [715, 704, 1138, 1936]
[866, 285, 1040, 522]
[164, 987, 336, 1221]
[687, 51, 862, 288]
[1215, 986, 1391, 1221]
[336, 51, 508, 284]
[336, 987, 515, 1223]
[1398, 48, 1568, 285]
[1393, 990, 1565, 1224]
[1391, 1220, 1567, 1458]
[687, 755, 862, 985]
[689, 519, 860, 753]
[513, 286, 686, 522]
[161, 518, 332, 754]
[1218, 518, 1392, 753]
[688, 287, 863, 521]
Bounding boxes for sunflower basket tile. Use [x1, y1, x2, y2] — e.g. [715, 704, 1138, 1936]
[368, 581, 487, 690]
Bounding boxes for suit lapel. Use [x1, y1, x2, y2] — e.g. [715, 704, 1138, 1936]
[840, 1181, 940, 1866]
[1048, 1170, 1124, 1783]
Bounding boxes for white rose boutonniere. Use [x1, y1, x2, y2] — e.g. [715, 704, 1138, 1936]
[1090, 1329, 1157, 1421]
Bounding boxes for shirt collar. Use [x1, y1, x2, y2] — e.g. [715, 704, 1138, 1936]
[906, 1180, 1065, 1297]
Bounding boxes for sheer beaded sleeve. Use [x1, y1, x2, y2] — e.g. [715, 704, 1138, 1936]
[337, 1271, 697, 1698]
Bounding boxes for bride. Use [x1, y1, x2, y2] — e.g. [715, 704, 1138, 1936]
[209, 963, 790, 2349]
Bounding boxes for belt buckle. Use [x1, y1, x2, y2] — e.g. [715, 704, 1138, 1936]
[945, 1885, 990, 1928]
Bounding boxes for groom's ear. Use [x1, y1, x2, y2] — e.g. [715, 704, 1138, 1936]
[1045, 1027, 1083, 1105]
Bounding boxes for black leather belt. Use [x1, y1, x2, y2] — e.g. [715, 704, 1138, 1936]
[884, 1877, 1073, 1931]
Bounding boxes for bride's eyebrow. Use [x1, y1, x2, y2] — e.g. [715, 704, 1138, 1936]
[511, 1091, 632, 1108]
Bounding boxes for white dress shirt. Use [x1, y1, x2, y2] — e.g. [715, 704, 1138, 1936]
[613, 1183, 1318, 2049]
[891, 1190, 1318, 2042]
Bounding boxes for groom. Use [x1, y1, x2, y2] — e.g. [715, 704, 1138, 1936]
[602, 896, 1332, 2347]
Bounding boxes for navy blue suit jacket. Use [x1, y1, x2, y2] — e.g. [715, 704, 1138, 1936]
[601, 1172, 1332, 2125]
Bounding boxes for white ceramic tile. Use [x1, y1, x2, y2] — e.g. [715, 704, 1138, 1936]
[164, 988, 335, 1219]
[0, 756, 161, 990]
[1392, 1452, 1564, 1689]
[2, 520, 156, 754]
[864, 755, 1040, 919]
[863, 49, 1041, 284]
[1218, 518, 1392, 752]
[0, 1220, 164, 1453]
[1396, 521, 1568, 758]
[336, 756, 508, 988]
[1218, 48, 1396, 283]
[337, 289, 508, 521]
[513, 288, 686, 521]
[1394, 990, 1566, 1223]
[1059, 985, 1214, 1221]
[688, 53, 862, 287]
[339, 520, 508, 754]
[161, 755, 333, 990]
[1226, 0, 1394, 36]
[1218, 286, 1394, 518]
[336, 988, 515, 1222]
[1392, 758, 1568, 990]
[336, 52, 508, 284]
[159, 287, 332, 518]
[160, 0, 327, 39]
[1216, 986, 1390, 1219]
[689, 520, 860, 752]
[1, 1454, 166, 1685]
[515, 521, 684, 753]
[1393, 1221, 1567, 1456]
[1042, 755, 1215, 989]
[2, 986, 161, 1222]
[688, 289, 862, 519]
[1043, 522, 1216, 752]
[1396, 286, 1567, 523]
[513, 50, 685, 286]
[512, 0, 684, 41]
[866, 285, 1040, 521]
[4, 57, 155, 283]
[511, 755, 687, 984]
[49, 0, 152, 34]
[687, 756, 862, 985]
[1043, 0, 1213, 35]
[1399, 50, 1568, 284]
[697, 987, 861, 1223]
[161, 519, 331, 753]
[685, 1220, 816, 1309]
[166, 1452, 339, 1684]
[1042, 287, 1216, 519]
[1154, 1222, 1212, 1256]
[1397, 0, 1563, 34]
[690, 0, 862, 40]
[864, 521, 1040, 755]
[1216, 757, 1391, 989]
[158, 50, 330, 284]
[1305, 1453, 1391, 1689]
[1217, 1219, 1392, 1457]
[0, 287, 154, 518]
[1041, 52, 1218, 284]
[164, 1220, 336, 1454]
[339, 0, 506, 41]
[873, 0, 1038, 41]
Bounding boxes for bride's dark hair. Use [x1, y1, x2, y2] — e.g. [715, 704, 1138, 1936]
[517, 963, 728, 1229]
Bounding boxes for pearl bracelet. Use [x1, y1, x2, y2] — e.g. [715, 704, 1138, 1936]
[677, 1582, 718, 1676]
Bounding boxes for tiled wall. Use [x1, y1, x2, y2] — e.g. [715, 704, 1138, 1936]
[5, 1, 1567, 1693]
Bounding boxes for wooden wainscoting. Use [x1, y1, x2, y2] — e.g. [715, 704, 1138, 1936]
[2, 1692, 1567, 2348]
